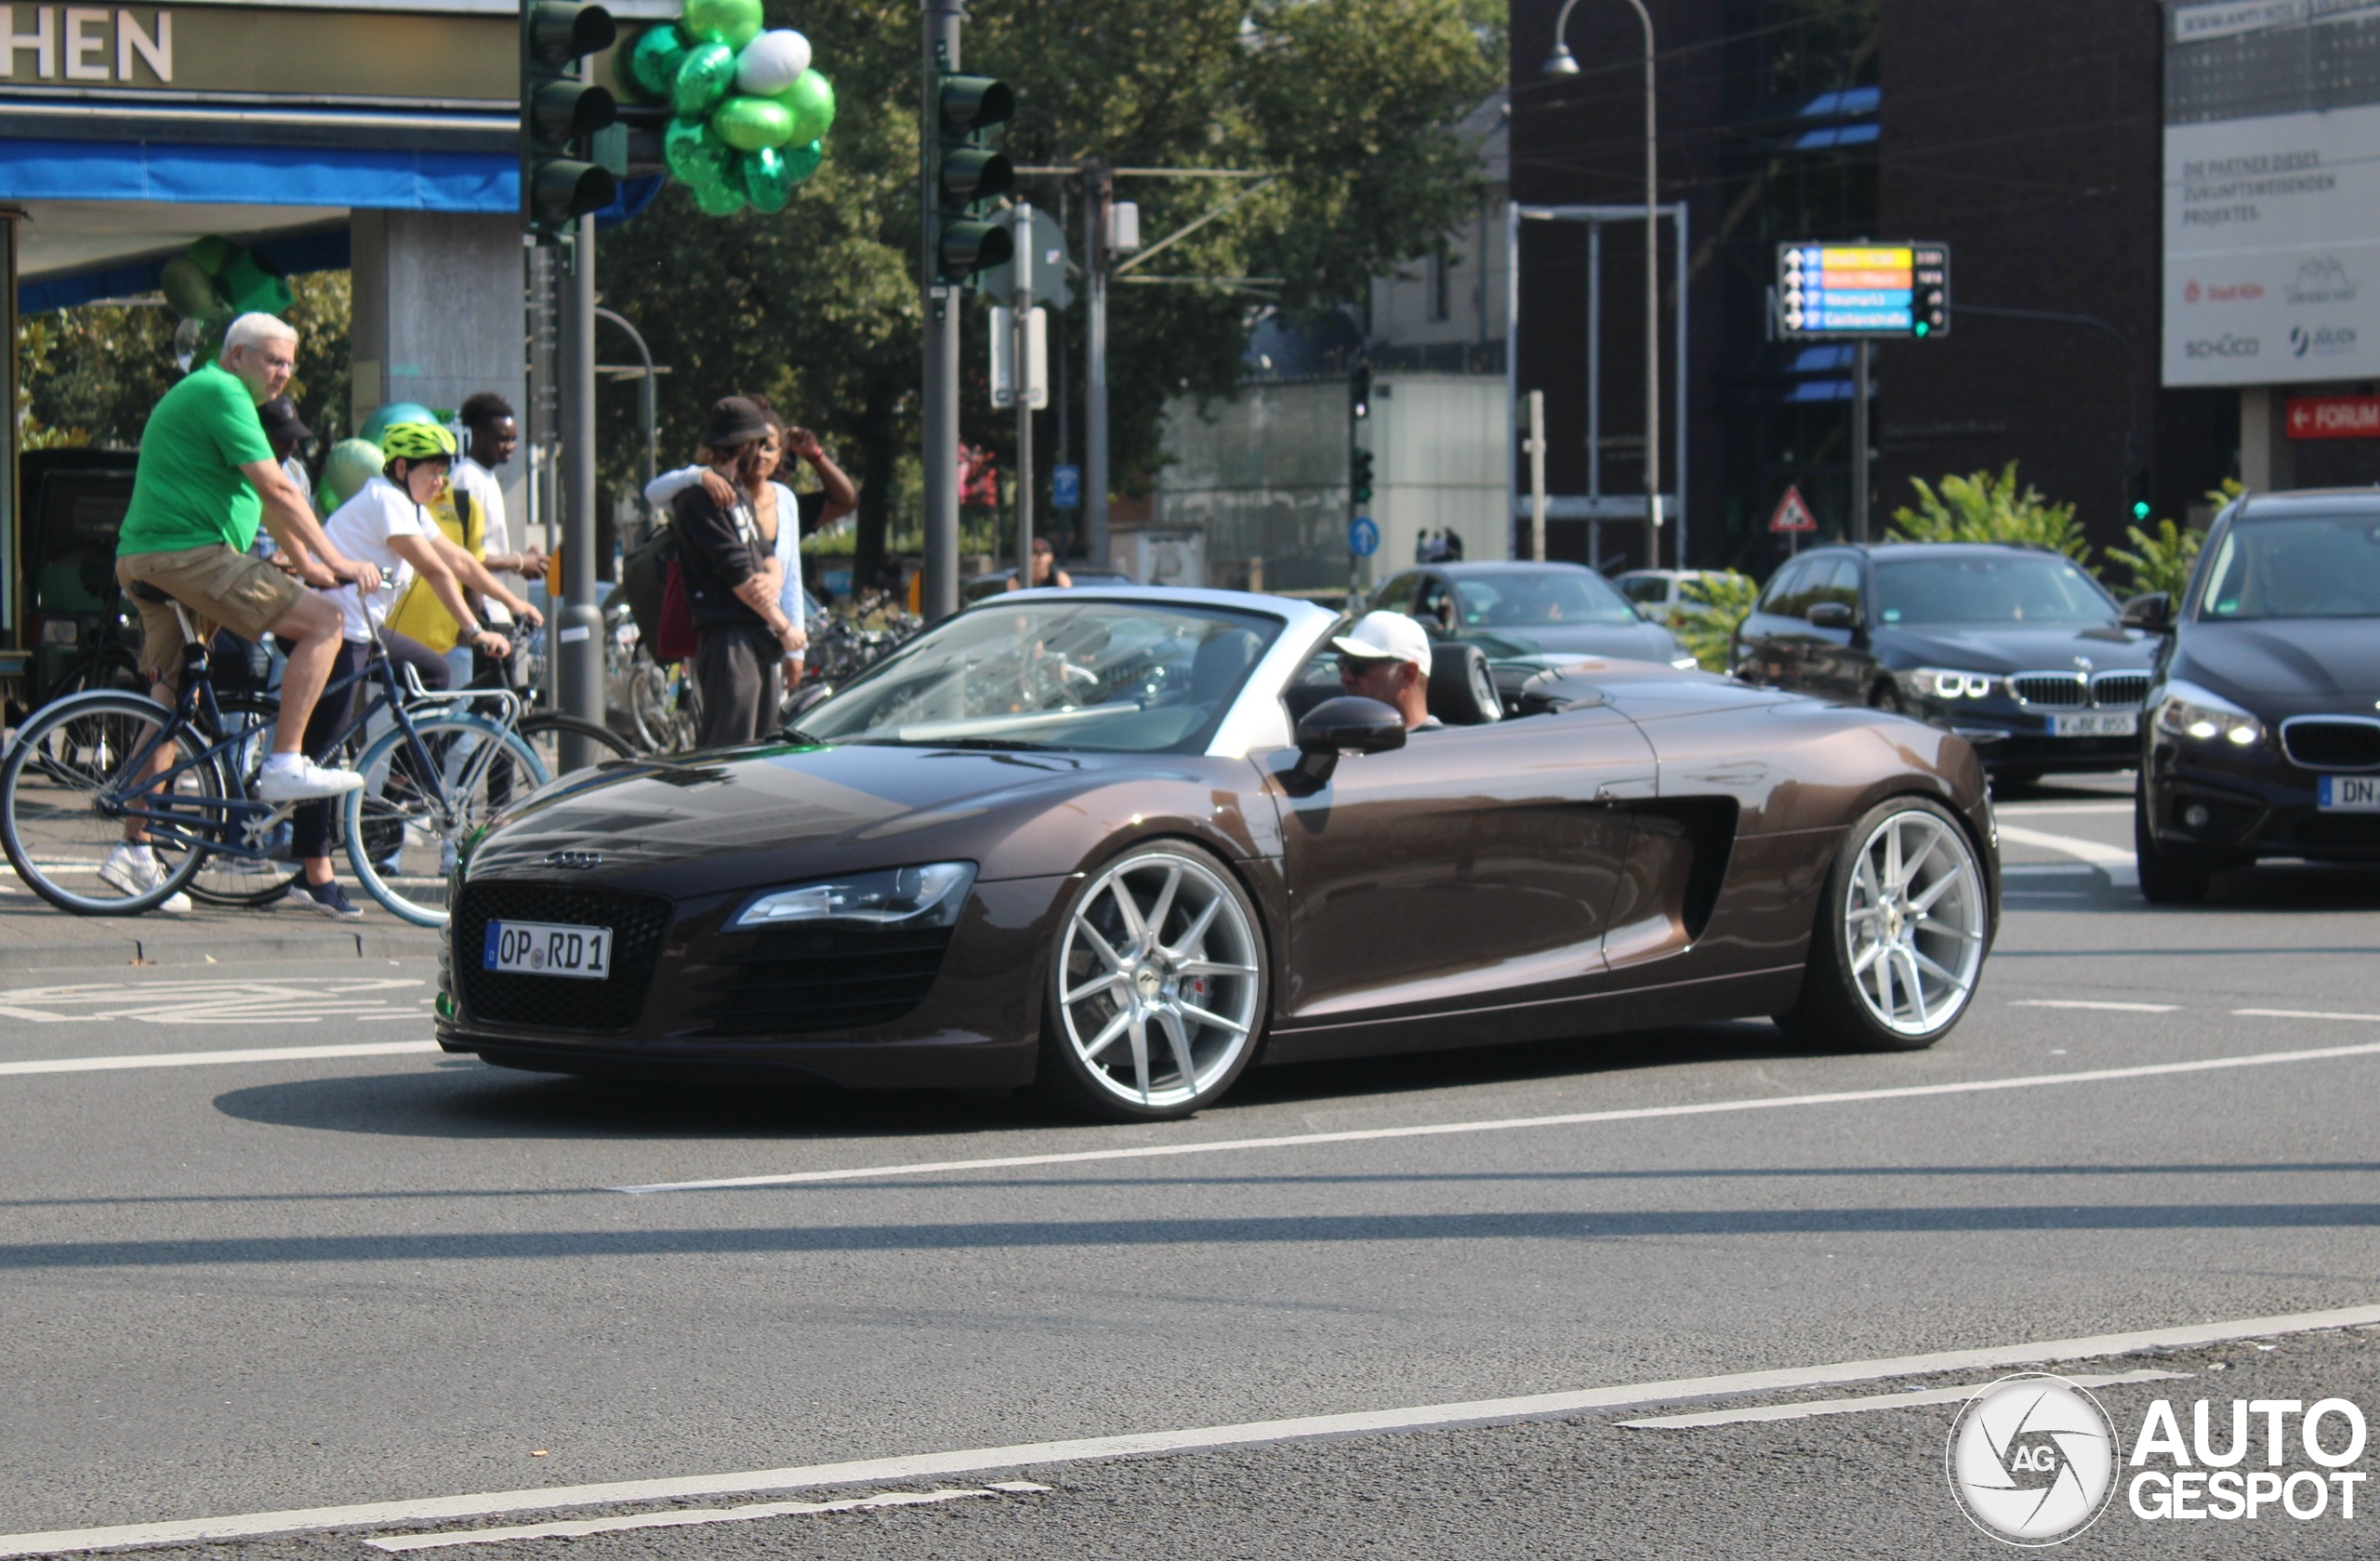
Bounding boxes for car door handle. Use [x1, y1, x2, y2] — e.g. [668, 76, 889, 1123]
[1595, 777, 1659, 801]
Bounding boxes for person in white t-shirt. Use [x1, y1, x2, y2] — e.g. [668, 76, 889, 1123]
[453, 392, 544, 689]
[286, 422, 541, 919]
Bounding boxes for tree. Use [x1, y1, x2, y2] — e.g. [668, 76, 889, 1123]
[2104, 480, 2236, 600]
[1887, 462, 2089, 564]
[596, 0, 1499, 585]
[1668, 571, 1759, 672]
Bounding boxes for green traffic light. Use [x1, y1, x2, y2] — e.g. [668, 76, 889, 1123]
[2132, 501, 2151, 520]
[1913, 321, 1929, 337]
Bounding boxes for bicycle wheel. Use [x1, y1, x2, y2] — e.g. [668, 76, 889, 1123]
[0, 691, 220, 914]
[520, 711, 636, 781]
[342, 713, 546, 927]
[183, 694, 303, 908]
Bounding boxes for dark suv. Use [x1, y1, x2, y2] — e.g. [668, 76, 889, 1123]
[1730, 542, 2158, 779]
[2130, 488, 2380, 901]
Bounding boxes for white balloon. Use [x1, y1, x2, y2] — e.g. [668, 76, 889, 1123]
[734, 30, 812, 96]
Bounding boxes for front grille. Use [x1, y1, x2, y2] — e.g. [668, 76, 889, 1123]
[454, 882, 674, 1032]
[691, 924, 955, 1037]
[2282, 718, 2380, 772]
[2010, 672, 2087, 708]
[2091, 671, 2151, 708]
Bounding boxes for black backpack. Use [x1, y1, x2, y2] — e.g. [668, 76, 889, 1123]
[616, 521, 674, 647]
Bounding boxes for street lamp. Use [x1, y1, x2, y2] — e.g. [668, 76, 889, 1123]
[1542, 0, 1662, 568]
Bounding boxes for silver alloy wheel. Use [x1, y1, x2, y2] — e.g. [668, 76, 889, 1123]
[1844, 806, 1986, 1036]
[1054, 851, 1263, 1110]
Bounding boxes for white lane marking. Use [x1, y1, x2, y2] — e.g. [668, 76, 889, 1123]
[1617, 1368, 2191, 1429]
[2236, 1008, 2380, 1024]
[0, 978, 423, 1025]
[2000, 864, 2097, 876]
[2009, 999, 2181, 1012]
[616, 1038, 2380, 1194]
[0, 1041, 441, 1077]
[364, 1483, 1052, 1553]
[1995, 824, 2137, 886]
[1994, 802, 2132, 816]
[13, 1304, 2380, 1558]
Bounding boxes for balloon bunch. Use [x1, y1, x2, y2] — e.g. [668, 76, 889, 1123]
[621, 0, 834, 217]
[159, 236, 296, 372]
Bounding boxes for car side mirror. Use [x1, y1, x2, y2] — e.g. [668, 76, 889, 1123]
[2122, 591, 2173, 633]
[1293, 695, 1407, 781]
[1806, 601, 1856, 631]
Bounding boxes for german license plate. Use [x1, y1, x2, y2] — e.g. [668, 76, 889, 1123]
[2051, 711, 2137, 737]
[2319, 774, 2380, 812]
[483, 919, 612, 979]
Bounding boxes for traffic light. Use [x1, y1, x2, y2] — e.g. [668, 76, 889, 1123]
[931, 73, 1014, 282]
[522, 1, 619, 241]
[2127, 469, 2154, 523]
[1351, 447, 1375, 509]
[1350, 365, 1371, 419]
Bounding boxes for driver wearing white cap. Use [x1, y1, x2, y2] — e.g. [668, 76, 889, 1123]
[1331, 610, 1440, 731]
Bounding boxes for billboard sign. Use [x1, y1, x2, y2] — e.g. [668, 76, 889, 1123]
[2163, 1, 2380, 385]
[1777, 244, 1950, 338]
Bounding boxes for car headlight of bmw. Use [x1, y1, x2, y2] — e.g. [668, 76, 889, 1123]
[2152, 680, 2265, 748]
[1898, 667, 2001, 700]
[731, 862, 978, 930]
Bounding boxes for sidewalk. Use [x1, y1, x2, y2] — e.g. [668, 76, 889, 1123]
[1, 869, 442, 970]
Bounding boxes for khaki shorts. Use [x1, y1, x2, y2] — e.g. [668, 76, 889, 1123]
[116, 544, 304, 679]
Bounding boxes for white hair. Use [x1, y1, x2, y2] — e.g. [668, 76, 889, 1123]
[221, 312, 298, 356]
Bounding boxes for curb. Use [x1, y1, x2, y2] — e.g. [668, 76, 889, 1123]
[1, 928, 442, 968]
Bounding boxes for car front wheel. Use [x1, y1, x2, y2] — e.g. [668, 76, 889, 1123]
[1040, 841, 1269, 1121]
[1777, 795, 1990, 1052]
[2135, 789, 2216, 904]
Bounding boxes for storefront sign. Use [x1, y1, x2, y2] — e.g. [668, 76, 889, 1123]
[0, 7, 526, 104]
[2287, 394, 2380, 437]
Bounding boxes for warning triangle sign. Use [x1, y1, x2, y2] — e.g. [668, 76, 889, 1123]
[1768, 484, 1818, 534]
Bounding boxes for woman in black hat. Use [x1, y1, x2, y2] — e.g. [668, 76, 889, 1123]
[671, 396, 807, 746]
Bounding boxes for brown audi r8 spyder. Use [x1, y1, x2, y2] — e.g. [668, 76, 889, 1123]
[436, 588, 1999, 1120]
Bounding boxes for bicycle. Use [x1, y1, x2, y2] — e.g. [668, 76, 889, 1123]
[0, 595, 553, 927]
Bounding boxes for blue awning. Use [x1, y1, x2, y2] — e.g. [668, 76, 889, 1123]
[0, 137, 517, 211]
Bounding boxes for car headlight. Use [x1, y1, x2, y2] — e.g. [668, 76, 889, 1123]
[1898, 667, 2001, 700]
[1669, 655, 1701, 670]
[731, 861, 977, 930]
[2153, 679, 2264, 747]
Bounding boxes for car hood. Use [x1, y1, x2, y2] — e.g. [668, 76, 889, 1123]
[2173, 618, 2380, 705]
[1873, 622, 2151, 673]
[466, 740, 1168, 890]
[1471, 620, 1681, 659]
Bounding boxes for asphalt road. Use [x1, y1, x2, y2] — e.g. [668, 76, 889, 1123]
[5, 772, 2379, 1558]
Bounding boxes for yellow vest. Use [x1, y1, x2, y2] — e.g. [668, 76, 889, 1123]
[383, 483, 483, 652]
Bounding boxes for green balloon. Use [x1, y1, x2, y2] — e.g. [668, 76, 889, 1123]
[322, 438, 386, 511]
[714, 94, 793, 151]
[694, 179, 747, 217]
[682, 0, 761, 49]
[627, 24, 692, 100]
[663, 114, 734, 186]
[670, 41, 736, 115]
[741, 147, 792, 213]
[159, 255, 224, 320]
[783, 139, 824, 185]
[773, 69, 836, 146]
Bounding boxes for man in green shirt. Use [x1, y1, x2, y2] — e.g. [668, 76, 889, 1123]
[109, 314, 383, 906]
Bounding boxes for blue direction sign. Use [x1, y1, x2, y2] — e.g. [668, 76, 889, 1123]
[1051, 463, 1081, 509]
[1777, 243, 1950, 338]
[1348, 515, 1380, 557]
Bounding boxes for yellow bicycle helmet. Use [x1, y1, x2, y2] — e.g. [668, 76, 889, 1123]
[380, 420, 458, 464]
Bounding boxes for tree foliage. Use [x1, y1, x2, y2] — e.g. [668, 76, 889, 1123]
[1888, 463, 2089, 563]
[597, 0, 1499, 580]
[1668, 570, 1760, 672]
[2102, 518, 2200, 602]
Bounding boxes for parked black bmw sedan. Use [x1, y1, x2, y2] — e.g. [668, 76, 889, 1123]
[1729, 542, 2159, 778]
[2130, 488, 2380, 901]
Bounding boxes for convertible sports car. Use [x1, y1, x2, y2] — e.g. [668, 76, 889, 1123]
[436, 589, 2000, 1120]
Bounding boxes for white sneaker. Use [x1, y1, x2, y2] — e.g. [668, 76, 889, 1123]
[256, 758, 366, 801]
[99, 844, 192, 914]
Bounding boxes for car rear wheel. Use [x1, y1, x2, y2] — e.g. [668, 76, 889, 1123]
[2134, 789, 2215, 904]
[1040, 841, 1268, 1121]
[1777, 796, 1990, 1052]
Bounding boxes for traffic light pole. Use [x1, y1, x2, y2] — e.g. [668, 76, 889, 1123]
[1082, 161, 1111, 570]
[1013, 202, 1035, 584]
[1851, 337, 1871, 544]
[919, 0, 963, 623]
[558, 216, 603, 772]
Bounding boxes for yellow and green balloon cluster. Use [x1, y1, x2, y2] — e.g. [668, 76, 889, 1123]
[621, 0, 832, 217]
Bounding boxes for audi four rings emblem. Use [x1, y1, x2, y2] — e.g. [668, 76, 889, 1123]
[542, 851, 604, 869]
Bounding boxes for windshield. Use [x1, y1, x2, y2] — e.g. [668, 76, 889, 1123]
[1617, 575, 1670, 604]
[1871, 554, 2118, 626]
[798, 600, 1283, 752]
[2198, 511, 2380, 620]
[1450, 571, 1637, 628]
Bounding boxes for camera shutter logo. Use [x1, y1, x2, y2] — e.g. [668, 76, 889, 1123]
[1946, 1373, 2120, 1545]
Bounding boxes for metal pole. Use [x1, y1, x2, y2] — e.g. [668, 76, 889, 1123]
[1627, 0, 1659, 571]
[1852, 337, 1871, 543]
[1528, 390, 1547, 562]
[557, 215, 602, 772]
[920, 0, 962, 620]
[1083, 161, 1111, 569]
[1503, 201, 1519, 557]
[592, 306, 656, 496]
[1587, 218, 1601, 570]
[1013, 202, 1035, 584]
[1673, 197, 1688, 571]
